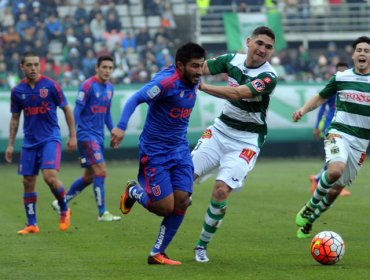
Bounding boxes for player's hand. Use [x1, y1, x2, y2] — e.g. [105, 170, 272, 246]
[292, 109, 304, 122]
[5, 145, 13, 163]
[67, 135, 77, 152]
[110, 128, 125, 148]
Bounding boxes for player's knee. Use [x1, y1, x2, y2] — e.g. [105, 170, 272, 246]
[327, 170, 343, 183]
[151, 205, 174, 217]
[212, 181, 230, 201]
[43, 173, 58, 187]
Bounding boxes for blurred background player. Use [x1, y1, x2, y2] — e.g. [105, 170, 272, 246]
[52, 55, 120, 222]
[110, 42, 206, 265]
[191, 26, 278, 262]
[309, 62, 351, 197]
[294, 36, 370, 238]
[5, 51, 76, 234]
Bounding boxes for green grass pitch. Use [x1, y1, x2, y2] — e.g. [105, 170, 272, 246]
[1, 158, 370, 280]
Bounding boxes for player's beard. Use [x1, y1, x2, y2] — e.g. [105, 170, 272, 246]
[183, 70, 200, 85]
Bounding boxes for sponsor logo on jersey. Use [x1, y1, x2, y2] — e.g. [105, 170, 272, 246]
[107, 91, 112, 99]
[95, 92, 100, 98]
[239, 148, 256, 163]
[251, 79, 265, 93]
[147, 85, 161, 99]
[91, 105, 107, 113]
[201, 128, 212, 139]
[80, 157, 87, 164]
[169, 107, 192, 119]
[152, 185, 161, 196]
[180, 91, 185, 98]
[77, 91, 85, 101]
[342, 92, 370, 103]
[24, 101, 50, 116]
[39, 88, 48, 98]
[21, 94, 26, 99]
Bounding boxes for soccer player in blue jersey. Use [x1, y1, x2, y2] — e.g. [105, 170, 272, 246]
[5, 52, 77, 234]
[110, 42, 206, 265]
[309, 62, 351, 196]
[51, 55, 121, 222]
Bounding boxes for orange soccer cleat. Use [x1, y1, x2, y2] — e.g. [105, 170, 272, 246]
[339, 188, 352, 197]
[309, 175, 318, 193]
[59, 208, 71, 231]
[147, 253, 182, 265]
[17, 225, 40, 235]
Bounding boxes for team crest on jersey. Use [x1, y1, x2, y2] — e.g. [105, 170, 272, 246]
[39, 88, 48, 98]
[147, 85, 161, 99]
[80, 157, 87, 164]
[21, 94, 26, 99]
[95, 92, 100, 98]
[107, 91, 112, 99]
[180, 91, 185, 98]
[239, 149, 256, 163]
[251, 79, 265, 92]
[201, 129, 212, 139]
[263, 77, 272, 84]
[152, 185, 161, 196]
[94, 152, 101, 161]
[77, 91, 85, 101]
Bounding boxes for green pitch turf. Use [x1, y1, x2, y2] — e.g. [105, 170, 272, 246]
[1, 158, 370, 280]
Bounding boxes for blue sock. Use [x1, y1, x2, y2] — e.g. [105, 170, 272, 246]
[93, 175, 106, 216]
[129, 183, 150, 208]
[67, 176, 90, 201]
[52, 185, 68, 213]
[24, 192, 37, 225]
[151, 209, 186, 255]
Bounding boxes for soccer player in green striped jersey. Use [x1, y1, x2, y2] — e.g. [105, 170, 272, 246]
[293, 36, 370, 238]
[191, 26, 278, 262]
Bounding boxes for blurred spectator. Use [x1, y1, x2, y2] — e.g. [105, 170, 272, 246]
[324, 42, 338, 64]
[295, 44, 313, 80]
[313, 54, 330, 82]
[74, 2, 89, 25]
[1, 7, 14, 29]
[90, 11, 106, 42]
[12, 1, 27, 22]
[130, 62, 150, 84]
[155, 48, 174, 69]
[111, 43, 131, 83]
[42, 59, 58, 81]
[144, 0, 161, 16]
[104, 0, 119, 19]
[105, 11, 122, 33]
[271, 56, 287, 81]
[29, 1, 44, 30]
[88, 2, 103, 23]
[77, 24, 95, 47]
[136, 27, 152, 53]
[121, 30, 137, 53]
[161, 3, 176, 30]
[44, 13, 65, 43]
[96, 42, 111, 57]
[15, 13, 33, 39]
[0, 62, 7, 89]
[104, 29, 124, 52]
[81, 49, 97, 78]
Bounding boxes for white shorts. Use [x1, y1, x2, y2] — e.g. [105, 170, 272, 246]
[324, 134, 366, 187]
[191, 126, 260, 190]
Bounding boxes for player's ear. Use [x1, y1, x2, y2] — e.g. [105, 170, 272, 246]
[176, 61, 185, 72]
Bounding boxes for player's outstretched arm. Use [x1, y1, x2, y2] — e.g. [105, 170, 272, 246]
[5, 113, 20, 163]
[292, 94, 327, 122]
[199, 82, 253, 100]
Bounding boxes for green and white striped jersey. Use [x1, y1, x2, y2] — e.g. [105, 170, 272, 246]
[319, 68, 370, 151]
[207, 53, 278, 147]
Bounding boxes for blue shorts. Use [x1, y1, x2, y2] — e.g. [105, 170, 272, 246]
[18, 141, 62, 176]
[138, 149, 194, 202]
[77, 140, 105, 167]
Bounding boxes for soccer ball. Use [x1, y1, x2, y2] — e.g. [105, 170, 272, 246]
[310, 231, 345, 265]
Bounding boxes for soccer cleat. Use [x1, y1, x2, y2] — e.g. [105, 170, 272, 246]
[339, 188, 352, 197]
[147, 253, 182, 265]
[59, 208, 71, 231]
[119, 180, 137, 215]
[51, 199, 61, 214]
[309, 175, 318, 193]
[297, 223, 312, 238]
[194, 246, 209, 262]
[17, 225, 40, 235]
[97, 211, 121, 222]
[296, 204, 314, 227]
